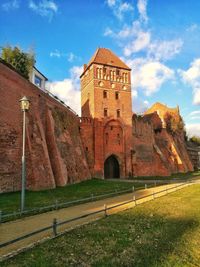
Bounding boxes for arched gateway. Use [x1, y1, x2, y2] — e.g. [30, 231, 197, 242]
[104, 155, 120, 179]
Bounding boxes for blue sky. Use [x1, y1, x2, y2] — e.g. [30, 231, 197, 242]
[1, 0, 200, 137]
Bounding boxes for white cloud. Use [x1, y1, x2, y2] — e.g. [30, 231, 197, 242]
[107, 0, 116, 7]
[106, 0, 134, 20]
[186, 23, 198, 32]
[179, 58, 200, 105]
[132, 89, 138, 99]
[29, 0, 58, 20]
[137, 0, 148, 22]
[50, 49, 61, 58]
[104, 27, 114, 37]
[186, 123, 200, 137]
[189, 110, 200, 116]
[46, 66, 83, 115]
[104, 0, 181, 100]
[69, 66, 83, 83]
[132, 98, 150, 113]
[50, 50, 77, 62]
[148, 39, 183, 61]
[105, 20, 183, 62]
[106, 20, 141, 40]
[127, 58, 174, 96]
[123, 30, 151, 56]
[187, 110, 200, 121]
[67, 52, 76, 63]
[2, 0, 19, 10]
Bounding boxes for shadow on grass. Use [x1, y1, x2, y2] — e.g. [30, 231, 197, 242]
[1, 211, 199, 267]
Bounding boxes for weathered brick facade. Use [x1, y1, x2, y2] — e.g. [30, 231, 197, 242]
[0, 60, 90, 193]
[80, 48, 193, 178]
[0, 48, 194, 192]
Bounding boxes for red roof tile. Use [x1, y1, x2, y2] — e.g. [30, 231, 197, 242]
[80, 48, 131, 77]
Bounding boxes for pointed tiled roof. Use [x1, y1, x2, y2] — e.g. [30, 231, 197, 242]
[80, 48, 131, 77]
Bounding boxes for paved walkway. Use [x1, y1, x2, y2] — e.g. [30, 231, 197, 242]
[0, 182, 195, 258]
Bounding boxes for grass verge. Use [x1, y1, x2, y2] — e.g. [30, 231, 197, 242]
[0, 178, 144, 214]
[1, 184, 200, 267]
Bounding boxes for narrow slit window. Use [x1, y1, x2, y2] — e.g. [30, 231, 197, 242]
[115, 92, 119, 100]
[117, 109, 120, 118]
[103, 90, 107, 98]
[104, 108, 108, 117]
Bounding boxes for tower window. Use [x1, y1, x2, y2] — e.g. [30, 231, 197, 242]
[103, 67, 106, 74]
[97, 68, 100, 79]
[117, 109, 120, 118]
[123, 73, 125, 83]
[113, 71, 116, 81]
[116, 69, 120, 76]
[104, 108, 108, 117]
[110, 70, 113, 81]
[103, 90, 107, 98]
[115, 92, 119, 100]
[125, 73, 128, 83]
[100, 68, 103, 79]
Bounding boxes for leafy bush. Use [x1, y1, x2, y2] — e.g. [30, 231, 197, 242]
[0, 45, 35, 79]
[190, 136, 200, 146]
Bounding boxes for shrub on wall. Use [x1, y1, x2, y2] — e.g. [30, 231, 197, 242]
[0, 45, 35, 79]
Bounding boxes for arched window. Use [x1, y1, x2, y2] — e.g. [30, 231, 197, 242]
[110, 70, 113, 81]
[123, 73, 126, 83]
[113, 71, 116, 81]
[97, 68, 100, 79]
[125, 73, 128, 83]
[100, 68, 103, 79]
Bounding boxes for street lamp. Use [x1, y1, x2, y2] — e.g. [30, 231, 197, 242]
[19, 96, 30, 212]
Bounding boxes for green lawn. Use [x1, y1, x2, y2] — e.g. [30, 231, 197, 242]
[0, 178, 144, 214]
[0, 170, 199, 215]
[1, 184, 200, 267]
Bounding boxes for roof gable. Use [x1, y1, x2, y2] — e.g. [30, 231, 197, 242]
[80, 48, 131, 77]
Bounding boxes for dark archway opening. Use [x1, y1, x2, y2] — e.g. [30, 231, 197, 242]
[104, 155, 120, 179]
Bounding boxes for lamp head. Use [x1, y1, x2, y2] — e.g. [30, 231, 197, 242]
[19, 96, 30, 111]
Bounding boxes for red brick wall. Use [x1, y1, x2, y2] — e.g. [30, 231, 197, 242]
[0, 59, 194, 193]
[0, 61, 91, 193]
[132, 113, 193, 177]
[80, 117, 133, 178]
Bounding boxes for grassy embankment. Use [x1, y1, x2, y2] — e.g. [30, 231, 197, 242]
[0, 179, 142, 213]
[1, 184, 200, 266]
[0, 170, 199, 214]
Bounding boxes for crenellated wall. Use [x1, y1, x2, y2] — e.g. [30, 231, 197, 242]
[132, 112, 193, 177]
[0, 57, 194, 193]
[0, 61, 91, 193]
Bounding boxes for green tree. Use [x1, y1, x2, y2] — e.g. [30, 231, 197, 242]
[190, 136, 200, 146]
[0, 45, 35, 79]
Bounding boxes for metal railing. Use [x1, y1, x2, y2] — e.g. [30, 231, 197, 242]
[0, 181, 193, 249]
[0, 185, 150, 223]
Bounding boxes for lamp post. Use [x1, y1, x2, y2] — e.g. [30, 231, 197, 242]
[19, 96, 30, 212]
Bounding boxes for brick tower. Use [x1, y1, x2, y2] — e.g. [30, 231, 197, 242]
[80, 48, 132, 125]
[80, 48, 133, 179]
